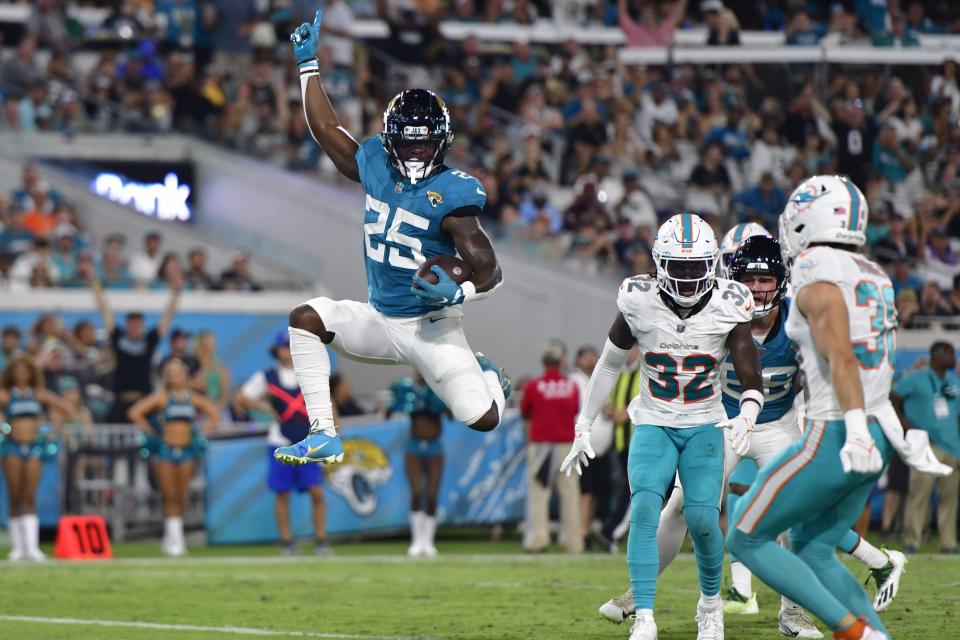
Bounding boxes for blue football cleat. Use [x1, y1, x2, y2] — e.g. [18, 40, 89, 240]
[475, 352, 512, 399]
[274, 431, 344, 466]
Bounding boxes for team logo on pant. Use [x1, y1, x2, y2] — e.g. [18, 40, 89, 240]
[427, 191, 443, 208]
[326, 439, 393, 516]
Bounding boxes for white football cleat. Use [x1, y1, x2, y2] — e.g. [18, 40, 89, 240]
[406, 542, 424, 557]
[7, 548, 25, 561]
[851, 621, 889, 640]
[422, 543, 438, 558]
[696, 597, 724, 640]
[25, 548, 47, 562]
[871, 549, 907, 612]
[629, 611, 657, 640]
[778, 607, 823, 638]
[599, 588, 634, 623]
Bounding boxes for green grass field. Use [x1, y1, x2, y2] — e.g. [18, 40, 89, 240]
[0, 538, 956, 639]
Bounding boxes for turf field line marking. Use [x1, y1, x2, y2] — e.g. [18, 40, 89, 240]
[21, 553, 628, 567]
[0, 615, 436, 640]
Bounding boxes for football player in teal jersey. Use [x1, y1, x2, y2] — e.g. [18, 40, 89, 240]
[274, 11, 510, 467]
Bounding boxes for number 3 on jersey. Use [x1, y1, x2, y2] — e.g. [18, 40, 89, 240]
[364, 195, 430, 269]
[853, 281, 896, 369]
[645, 353, 717, 402]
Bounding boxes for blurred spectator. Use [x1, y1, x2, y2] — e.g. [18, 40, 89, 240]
[0, 208, 35, 257]
[916, 282, 955, 323]
[10, 238, 61, 291]
[872, 11, 920, 47]
[568, 344, 613, 551]
[211, 0, 259, 71]
[833, 99, 875, 190]
[129, 231, 164, 286]
[704, 2, 740, 46]
[11, 164, 62, 212]
[193, 331, 231, 410]
[98, 235, 134, 290]
[931, 59, 960, 121]
[153, 253, 186, 290]
[51, 225, 80, 282]
[519, 186, 563, 235]
[521, 341, 582, 554]
[616, 169, 657, 229]
[905, 1, 940, 34]
[920, 226, 960, 290]
[732, 172, 787, 228]
[894, 342, 960, 554]
[785, 7, 825, 45]
[617, 0, 688, 47]
[890, 256, 923, 302]
[184, 247, 216, 290]
[330, 373, 365, 417]
[564, 180, 612, 233]
[219, 251, 262, 291]
[2, 37, 41, 97]
[897, 288, 921, 328]
[0, 326, 22, 370]
[160, 328, 200, 376]
[687, 141, 731, 218]
[89, 265, 181, 423]
[874, 214, 918, 264]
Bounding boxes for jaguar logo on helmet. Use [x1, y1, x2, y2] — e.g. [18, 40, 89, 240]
[326, 438, 393, 516]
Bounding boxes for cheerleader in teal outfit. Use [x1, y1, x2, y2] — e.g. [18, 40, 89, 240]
[128, 358, 219, 556]
[0, 356, 72, 561]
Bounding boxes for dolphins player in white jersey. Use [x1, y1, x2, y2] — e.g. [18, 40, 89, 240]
[561, 213, 764, 640]
[726, 175, 952, 640]
[598, 235, 907, 637]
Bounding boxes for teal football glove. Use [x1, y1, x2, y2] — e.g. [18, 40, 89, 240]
[290, 9, 323, 67]
[412, 265, 465, 307]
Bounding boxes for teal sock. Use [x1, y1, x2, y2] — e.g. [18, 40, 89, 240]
[837, 529, 860, 555]
[727, 528, 849, 627]
[685, 504, 723, 596]
[794, 540, 887, 633]
[627, 490, 662, 610]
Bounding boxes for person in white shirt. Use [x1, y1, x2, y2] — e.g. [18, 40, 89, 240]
[128, 231, 163, 287]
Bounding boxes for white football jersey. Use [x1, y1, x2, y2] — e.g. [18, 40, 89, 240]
[617, 274, 755, 428]
[785, 247, 897, 420]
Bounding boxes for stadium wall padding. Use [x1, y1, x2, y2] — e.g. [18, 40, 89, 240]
[204, 411, 526, 544]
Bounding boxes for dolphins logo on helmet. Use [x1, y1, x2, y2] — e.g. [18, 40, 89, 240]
[779, 175, 867, 263]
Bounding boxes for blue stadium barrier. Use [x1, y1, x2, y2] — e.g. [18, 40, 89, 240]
[204, 410, 526, 544]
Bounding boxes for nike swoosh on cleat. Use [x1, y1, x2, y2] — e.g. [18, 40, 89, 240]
[306, 443, 330, 455]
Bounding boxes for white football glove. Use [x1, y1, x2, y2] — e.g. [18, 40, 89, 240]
[717, 414, 754, 457]
[560, 423, 595, 477]
[900, 429, 953, 476]
[717, 392, 762, 457]
[839, 409, 883, 474]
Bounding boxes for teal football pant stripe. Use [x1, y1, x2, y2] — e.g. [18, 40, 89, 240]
[727, 419, 890, 631]
[726, 491, 742, 563]
[627, 423, 724, 609]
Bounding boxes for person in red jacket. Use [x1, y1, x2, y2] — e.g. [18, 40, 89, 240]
[521, 341, 582, 553]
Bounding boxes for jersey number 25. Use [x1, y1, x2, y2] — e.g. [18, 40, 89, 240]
[364, 195, 429, 270]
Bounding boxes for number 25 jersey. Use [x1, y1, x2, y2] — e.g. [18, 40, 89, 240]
[786, 246, 898, 420]
[617, 275, 754, 428]
[357, 136, 486, 318]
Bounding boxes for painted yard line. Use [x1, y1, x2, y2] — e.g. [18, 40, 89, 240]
[0, 615, 440, 640]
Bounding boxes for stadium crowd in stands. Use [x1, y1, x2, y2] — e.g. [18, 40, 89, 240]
[3, 2, 960, 302]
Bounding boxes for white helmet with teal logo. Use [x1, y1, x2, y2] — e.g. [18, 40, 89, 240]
[779, 175, 867, 262]
[719, 222, 770, 277]
[652, 213, 720, 308]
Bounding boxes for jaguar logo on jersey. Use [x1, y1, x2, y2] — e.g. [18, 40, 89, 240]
[427, 191, 443, 208]
[326, 438, 393, 516]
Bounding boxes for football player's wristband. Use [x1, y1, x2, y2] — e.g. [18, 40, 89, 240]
[843, 408, 868, 435]
[298, 58, 319, 73]
[458, 279, 503, 304]
[739, 388, 764, 420]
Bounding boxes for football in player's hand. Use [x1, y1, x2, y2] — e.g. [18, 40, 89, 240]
[415, 255, 473, 286]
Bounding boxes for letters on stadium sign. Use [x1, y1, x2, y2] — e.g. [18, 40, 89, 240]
[91, 172, 192, 221]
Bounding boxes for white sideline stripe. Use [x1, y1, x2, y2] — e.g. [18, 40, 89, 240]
[4, 553, 628, 568]
[0, 615, 427, 640]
